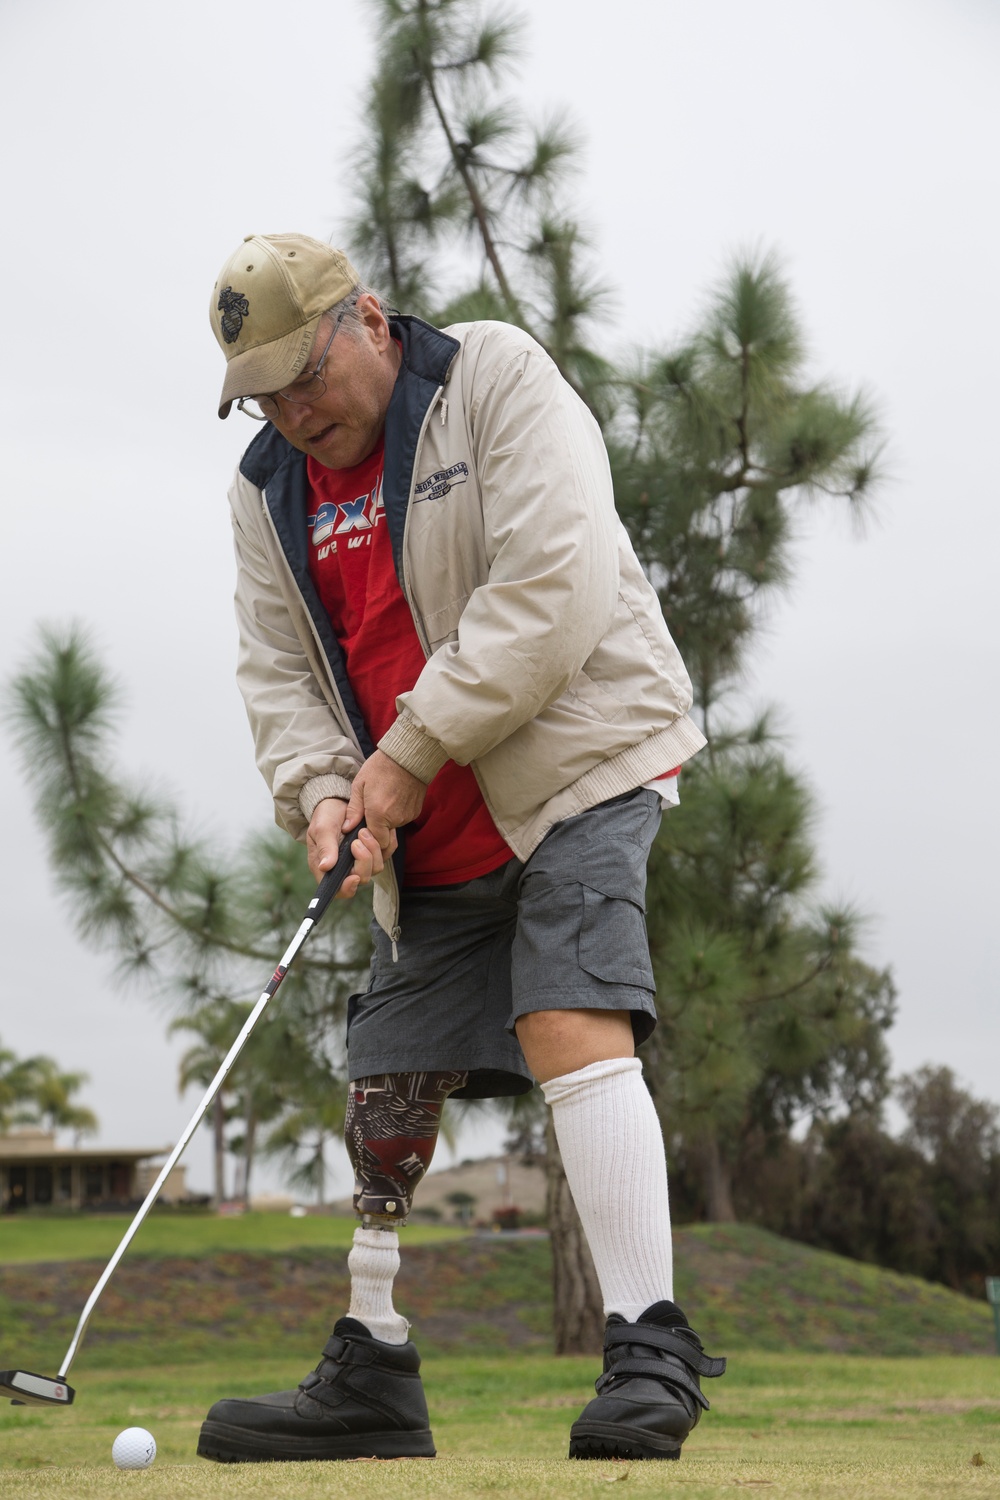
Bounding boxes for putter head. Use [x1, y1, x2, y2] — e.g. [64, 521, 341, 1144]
[0, 1370, 75, 1406]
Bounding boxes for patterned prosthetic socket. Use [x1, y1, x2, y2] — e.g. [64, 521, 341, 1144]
[346, 1071, 468, 1226]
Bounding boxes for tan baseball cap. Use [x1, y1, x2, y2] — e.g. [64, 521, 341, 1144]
[210, 233, 359, 418]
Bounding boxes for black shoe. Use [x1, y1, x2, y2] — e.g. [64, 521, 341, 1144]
[569, 1299, 726, 1461]
[197, 1317, 436, 1462]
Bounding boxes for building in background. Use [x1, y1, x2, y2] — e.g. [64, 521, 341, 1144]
[328, 1154, 546, 1227]
[0, 1129, 186, 1211]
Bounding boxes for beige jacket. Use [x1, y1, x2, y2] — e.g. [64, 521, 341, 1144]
[229, 317, 706, 936]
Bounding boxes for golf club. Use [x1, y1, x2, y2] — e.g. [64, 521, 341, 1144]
[1, 828, 365, 1408]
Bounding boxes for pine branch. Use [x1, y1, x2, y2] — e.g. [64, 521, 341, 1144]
[417, 40, 530, 328]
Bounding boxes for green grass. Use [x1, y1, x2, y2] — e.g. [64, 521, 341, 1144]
[2, 1222, 993, 1375]
[1, 1354, 998, 1498]
[675, 1224, 997, 1356]
[0, 1238, 553, 1372]
[3, 1219, 998, 1496]
[0, 1211, 462, 1263]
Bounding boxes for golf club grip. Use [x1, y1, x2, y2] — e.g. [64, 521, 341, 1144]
[308, 819, 369, 926]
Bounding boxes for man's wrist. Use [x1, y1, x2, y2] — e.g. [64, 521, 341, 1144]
[377, 714, 449, 784]
[299, 773, 354, 824]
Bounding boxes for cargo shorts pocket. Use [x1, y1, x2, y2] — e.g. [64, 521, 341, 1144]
[578, 885, 655, 991]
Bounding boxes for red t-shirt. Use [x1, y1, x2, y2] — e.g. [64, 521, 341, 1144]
[306, 443, 513, 886]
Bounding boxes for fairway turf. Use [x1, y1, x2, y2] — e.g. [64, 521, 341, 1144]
[1, 1355, 997, 1498]
[3, 1218, 997, 1495]
[0, 1211, 462, 1264]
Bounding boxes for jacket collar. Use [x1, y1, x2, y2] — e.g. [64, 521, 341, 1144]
[381, 316, 459, 580]
[390, 314, 460, 388]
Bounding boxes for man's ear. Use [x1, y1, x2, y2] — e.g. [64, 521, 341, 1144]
[358, 294, 391, 351]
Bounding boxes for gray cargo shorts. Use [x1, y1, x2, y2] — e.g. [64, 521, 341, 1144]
[345, 787, 662, 1099]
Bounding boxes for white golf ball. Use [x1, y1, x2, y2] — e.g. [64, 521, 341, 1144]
[112, 1426, 156, 1469]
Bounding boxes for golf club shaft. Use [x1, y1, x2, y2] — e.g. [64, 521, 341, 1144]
[56, 831, 364, 1382]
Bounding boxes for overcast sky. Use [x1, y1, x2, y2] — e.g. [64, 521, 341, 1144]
[1, 0, 997, 1199]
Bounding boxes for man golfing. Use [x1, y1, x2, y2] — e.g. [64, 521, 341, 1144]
[199, 232, 725, 1463]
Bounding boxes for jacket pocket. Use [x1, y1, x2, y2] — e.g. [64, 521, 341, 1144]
[563, 667, 628, 724]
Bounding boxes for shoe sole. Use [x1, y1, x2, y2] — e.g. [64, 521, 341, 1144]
[569, 1422, 683, 1461]
[197, 1419, 436, 1462]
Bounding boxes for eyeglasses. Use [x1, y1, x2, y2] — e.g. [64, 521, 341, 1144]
[237, 310, 348, 422]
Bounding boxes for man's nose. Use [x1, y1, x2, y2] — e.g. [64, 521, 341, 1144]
[277, 396, 315, 427]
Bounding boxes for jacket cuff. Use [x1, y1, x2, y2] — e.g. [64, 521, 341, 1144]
[299, 773, 354, 825]
[378, 713, 450, 784]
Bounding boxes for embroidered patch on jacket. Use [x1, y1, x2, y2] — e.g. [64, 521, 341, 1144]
[218, 286, 250, 344]
[414, 461, 469, 503]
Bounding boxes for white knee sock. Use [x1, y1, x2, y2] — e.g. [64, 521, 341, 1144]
[541, 1056, 674, 1321]
[346, 1227, 410, 1344]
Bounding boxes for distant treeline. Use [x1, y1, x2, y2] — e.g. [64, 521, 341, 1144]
[666, 1065, 1000, 1300]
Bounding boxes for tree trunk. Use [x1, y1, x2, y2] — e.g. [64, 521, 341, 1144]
[315, 1133, 327, 1209]
[212, 1094, 226, 1207]
[545, 1115, 604, 1355]
[701, 1132, 736, 1222]
[240, 1111, 257, 1207]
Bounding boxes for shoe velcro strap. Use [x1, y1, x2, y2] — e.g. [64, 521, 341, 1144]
[302, 1373, 345, 1409]
[604, 1324, 727, 1377]
[596, 1357, 710, 1410]
[320, 1334, 378, 1367]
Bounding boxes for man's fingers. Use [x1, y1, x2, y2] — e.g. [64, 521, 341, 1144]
[344, 790, 392, 855]
[306, 798, 349, 881]
[341, 784, 366, 834]
[335, 829, 379, 900]
[353, 827, 390, 878]
[307, 830, 339, 879]
[314, 839, 340, 873]
[308, 810, 395, 888]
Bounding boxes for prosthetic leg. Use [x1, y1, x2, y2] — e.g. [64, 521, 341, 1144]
[197, 1070, 466, 1464]
[344, 1071, 468, 1342]
[346, 1070, 468, 1223]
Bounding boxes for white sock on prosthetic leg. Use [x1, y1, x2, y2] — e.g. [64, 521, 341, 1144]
[541, 1055, 674, 1321]
[346, 1227, 410, 1344]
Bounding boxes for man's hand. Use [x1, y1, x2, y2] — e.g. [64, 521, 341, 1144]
[342, 748, 427, 852]
[305, 797, 390, 898]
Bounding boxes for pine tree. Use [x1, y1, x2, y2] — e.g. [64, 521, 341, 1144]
[610, 253, 880, 727]
[341, 0, 887, 1340]
[6, 0, 894, 1353]
[5, 627, 371, 1203]
[347, 0, 613, 412]
[643, 721, 895, 1219]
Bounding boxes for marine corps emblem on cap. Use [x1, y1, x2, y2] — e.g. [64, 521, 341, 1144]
[218, 287, 250, 345]
[210, 234, 360, 417]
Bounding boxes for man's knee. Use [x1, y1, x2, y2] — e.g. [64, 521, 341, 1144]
[515, 1009, 634, 1085]
[345, 1070, 468, 1224]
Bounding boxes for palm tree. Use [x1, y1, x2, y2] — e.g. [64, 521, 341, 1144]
[0, 1042, 42, 1131]
[0, 1038, 99, 1142]
[262, 1054, 346, 1208]
[29, 1059, 98, 1144]
[170, 998, 248, 1206]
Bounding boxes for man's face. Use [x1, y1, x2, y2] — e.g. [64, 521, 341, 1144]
[263, 296, 400, 469]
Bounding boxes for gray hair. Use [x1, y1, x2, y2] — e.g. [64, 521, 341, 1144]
[325, 282, 392, 335]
